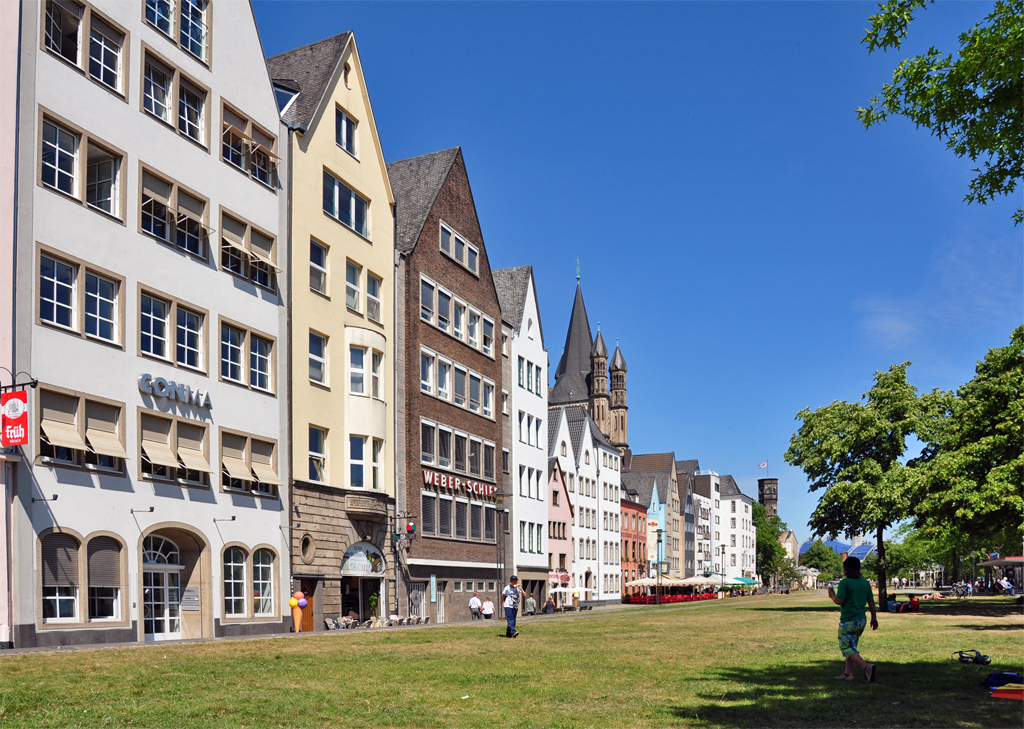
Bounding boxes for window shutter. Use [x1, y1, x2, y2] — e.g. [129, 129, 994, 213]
[221, 432, 251, 480]
[140, 414, 179, 468]
[87, 536, 121, 589]
[85, 401, 127, 458]
[421, 494, 436, 534]
[176, 190, 205, 221]
[42, 533, 79, 587]
[141, 172, 171, 204]
[41, 390, 76, 424]
[176, 422, 212, 473]
[250, 439, 280, 486]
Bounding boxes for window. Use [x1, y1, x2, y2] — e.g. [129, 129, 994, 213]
[420, 352, 434, 394]
[178, 79, 205, 143]
[421, 493, 437, 535]
[420, 279, 434, 322]
[485, 507, 496, 542]
[144, 0, 171, 43]
[144, 53, 210, 146]
[144, 57, 172, 122]
[175, 306, 202, 368]
[367, 274, 382, 323]
[436, 290, 450, 332]
[439, 223, 479, 274]
[468, 312, 479, 348]
[323, 170, 368, 236]
[224, 547, 246, 617]
[372, 351, 383, 400]
[249, 438, 280, 495]
[372, 439, 383, 491]
[346, 261, 361, 311]
[730, 517, 736, 528]
[178, 0, 209, 60]
[731, 501, 736, 513]
[483, 319, 493, 356]
[308, 426, 326, 482]
[439, 497, 452, 537]
[40, 255, 75, 330]
[469, 374, 481, 412]
[502, 448, 509, 474]
[220, 324, 243, 382]
[440, 226, 451, 255]
[520, 522, 526, 552]
[453, 367, 467, 407]
[42, 532, 79, 621]
[350, 435, 366, 488]
[310, 240, 327, 294]
[421, 422, 435, 464]
[250, 335, 272, 391]
[222, 106, 279, 186]
[253, 549, 274, 616]
[141, 170, 209, 258]
[469, 439, 481, 476]
[519, 466, 526, 497]
[470, 503, 482, 540]
[350, 346, 366, 394]
[87, 536, 121, 620]
[41, 119, 78, 197]
[220, 213, 279, 290]
[453, 302, 465, 339]
[534, 365, 543, 395]
[86, 144, 119, 216]
[483, 383, 494, 418]
[44, 0, 82, 65]
[454, 434, 467, 472]
[309, 331, 327, 384]
[140, 293, 169, 358]
[438, 428, 451, 469]
[336, 108, 356, 155]
[436, 360, 450, 400]
[501, 391, 508, 415]
[518, 357, 524, 388]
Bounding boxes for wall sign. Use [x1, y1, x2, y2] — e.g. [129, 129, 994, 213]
[341, 542, 386, 576]
[181, 586, 200, 611]
[138, 374, 212, 409]
[422, 469, 498, 497]
[1, 391, 29, 446]
[430, 574, 437, 603]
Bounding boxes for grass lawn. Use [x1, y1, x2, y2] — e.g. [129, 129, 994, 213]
[1, 592, 1021, 728]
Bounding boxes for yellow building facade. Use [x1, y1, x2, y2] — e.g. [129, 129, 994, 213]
[268, 33, 396, 626]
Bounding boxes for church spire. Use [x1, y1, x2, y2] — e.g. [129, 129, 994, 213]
[550, 283, 594, 406]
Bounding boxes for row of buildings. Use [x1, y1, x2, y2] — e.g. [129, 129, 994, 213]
[0, 1, 757, 649]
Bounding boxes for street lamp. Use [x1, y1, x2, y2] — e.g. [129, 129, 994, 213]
[656, 529, 664, 606]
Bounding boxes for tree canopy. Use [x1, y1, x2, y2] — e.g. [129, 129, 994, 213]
[857, 0, 1024, 224]
[800, 539, 844, 580]
[785, 363, 920, 604]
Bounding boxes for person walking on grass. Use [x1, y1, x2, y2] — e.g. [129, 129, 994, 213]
[481, 596, 495, 620]
[469, 591, 483, 620]
[503, 575, 525, 638]
[828, 556, 878, 683]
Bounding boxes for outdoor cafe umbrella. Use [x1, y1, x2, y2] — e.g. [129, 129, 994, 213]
[624, 578, 661, 587]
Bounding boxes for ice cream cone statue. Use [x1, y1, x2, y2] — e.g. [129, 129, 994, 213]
[289, 591, 308, 632]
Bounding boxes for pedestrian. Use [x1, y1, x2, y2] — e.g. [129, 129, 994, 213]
[543, 596, 555, 614]
[827, 556, 878, 683]
[525, 592, 537, 616]
[502, 575, 525, 638]
[481, 596, 495, 620]
[469, 591, 482, 620]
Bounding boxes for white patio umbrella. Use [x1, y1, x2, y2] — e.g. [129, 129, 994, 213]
[624, 577, 660, 587]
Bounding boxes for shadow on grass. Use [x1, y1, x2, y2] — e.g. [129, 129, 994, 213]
[956, 623, 1023, 632]
[669, 658, 1022, 728]
[752, 605, 836, 613]
[918, 600, 1023, 618]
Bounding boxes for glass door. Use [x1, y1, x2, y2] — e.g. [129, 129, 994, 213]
[143, 570, 181, 640]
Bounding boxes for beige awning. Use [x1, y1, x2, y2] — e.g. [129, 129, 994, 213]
[41, 420, 88, 451]
[177, 447, 213, 473]
[141, 440, 180, 469]
[249, 248, 282, 271]
[251, 143, 280, 160]
[85, 429, 128, 459]
[222, 123, 254, 143]
[250, 461, 281, 486]
[222, 455, 251, 481]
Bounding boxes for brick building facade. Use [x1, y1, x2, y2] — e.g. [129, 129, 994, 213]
[621, 495, 648, 595]
[389, 148, 504, 623]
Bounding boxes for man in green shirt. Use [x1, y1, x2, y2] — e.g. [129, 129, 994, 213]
[827, 556, 878, 682]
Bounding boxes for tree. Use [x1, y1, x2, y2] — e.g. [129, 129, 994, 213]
[753, 502, 790, 587]
[912, 326, 1024, 554]
[800, 539, 844, 578]
[857, 0, 1024, 224]
[785, 363, 920, 605]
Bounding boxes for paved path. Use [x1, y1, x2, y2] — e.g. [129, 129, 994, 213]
[0, 591, 812, 657]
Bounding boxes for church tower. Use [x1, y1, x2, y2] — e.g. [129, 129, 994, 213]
[609, 343, 628, 451]
[589, 327, 610, 434]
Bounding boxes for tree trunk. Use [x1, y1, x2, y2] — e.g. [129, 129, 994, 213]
[876, 526, 888, 606]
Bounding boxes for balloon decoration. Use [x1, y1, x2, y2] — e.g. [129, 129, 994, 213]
[291, 590, 305, 632]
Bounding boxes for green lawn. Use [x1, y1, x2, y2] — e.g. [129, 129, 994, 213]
[2, 592, 1021, 728]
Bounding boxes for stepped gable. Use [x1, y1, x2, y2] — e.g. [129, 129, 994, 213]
[267, 32, 352, 129]
[550, 284, 593, 406]
[386, 148, 461, 253]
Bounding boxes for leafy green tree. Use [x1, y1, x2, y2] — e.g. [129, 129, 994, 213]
[800, 539, 844, 578]
[857, 0, 1024, 224]
[912, 326, 1024, 554]
[785, 363, 920, 604]
[753, 502, 790, 588]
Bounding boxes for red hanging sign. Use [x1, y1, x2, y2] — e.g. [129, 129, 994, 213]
[2, 391, 29, 447]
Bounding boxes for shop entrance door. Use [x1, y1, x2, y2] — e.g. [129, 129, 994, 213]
[143, 570, 181, 641]
[300, 579, 316, 632]
[409, 583, 425, 617]
[436, 582, 445, 623]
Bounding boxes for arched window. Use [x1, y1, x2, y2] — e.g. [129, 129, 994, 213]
[585, 451, 590, 465]
[253, 549, 274, 616]
[143, 535, 179, 565]
[88, 536, 122, 620]
[560, 442, 566, 457]
[42, 533, 79, 621]
[223, 547, 247, 617]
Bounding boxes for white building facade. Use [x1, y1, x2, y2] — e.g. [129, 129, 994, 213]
[720, 476, 756, 581]
[493, 266, 548, 602]
[3, 0, 289, 648]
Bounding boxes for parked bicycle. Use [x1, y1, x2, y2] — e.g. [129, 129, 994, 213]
[950, 583, 971, 599]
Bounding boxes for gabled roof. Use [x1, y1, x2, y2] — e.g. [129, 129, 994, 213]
[624, 452, 675, 474]
[492, 265, 540, 339]
[267, 32, 352, 129]
[676, 460, 700, 480]
[550, 284, 593, 406]
[720, 475, 749, 499]
[386, 148, 460, 253]
[547, 409, 563, 458]
[562, 405, 591, 461]
[588, 418, 616, 452]
[610, 345, 627, 372]
[622, 472, 660, 508]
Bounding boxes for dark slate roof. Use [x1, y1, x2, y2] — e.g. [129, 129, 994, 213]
[610, 345, 628, 372]
[624, 452, 675, 473]
[720, 474, 748, 498]
[592, 329, 608, 357]
[588, 418, 616, 452]
[267, 32, 351, 130]
[676, 460, 700, 480]
[385, 148, 460, 254]
[550, 284, 593, 406]
[621, 472, 659, 508]
[547, 410, 562, 458]
[562, 405, 590, 460]
[548, 456, 559, 479]
[492, 266, 532, 330]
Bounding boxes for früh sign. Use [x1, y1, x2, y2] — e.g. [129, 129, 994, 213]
[2, 391, 29, 447]
[421, 469, 498, 497]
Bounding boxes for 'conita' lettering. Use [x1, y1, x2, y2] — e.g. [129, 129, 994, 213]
[138, 374, 212, 409]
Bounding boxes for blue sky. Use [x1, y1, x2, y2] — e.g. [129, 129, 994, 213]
[254, 2, 1022, 543]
